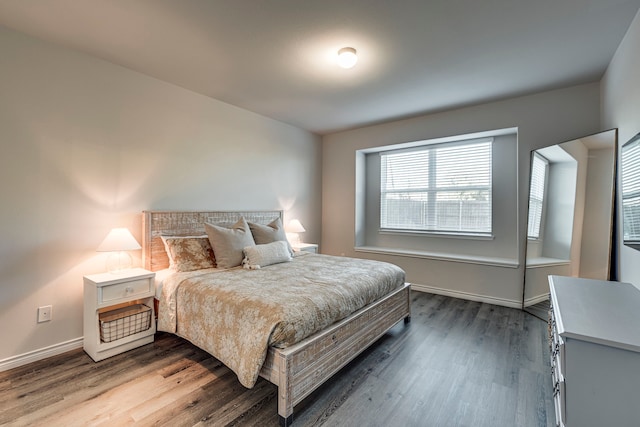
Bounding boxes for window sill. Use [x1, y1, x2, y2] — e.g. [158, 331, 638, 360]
[526, 257, 570, 268]
[354, 246, 519, 268]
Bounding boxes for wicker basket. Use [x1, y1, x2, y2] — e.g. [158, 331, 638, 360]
[99, 304, 152, 343]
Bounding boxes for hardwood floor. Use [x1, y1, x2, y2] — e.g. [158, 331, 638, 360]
[0, 292, 555, 426]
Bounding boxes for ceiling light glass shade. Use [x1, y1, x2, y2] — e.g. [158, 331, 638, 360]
[97, 228, 141, 273]
[337, 47, 358, 69]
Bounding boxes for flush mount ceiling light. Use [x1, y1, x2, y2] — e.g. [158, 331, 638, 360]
[337, 47, 358, 69]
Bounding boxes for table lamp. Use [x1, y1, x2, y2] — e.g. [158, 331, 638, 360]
[97, 227, 141, 273]
[286, 219, 306, 244]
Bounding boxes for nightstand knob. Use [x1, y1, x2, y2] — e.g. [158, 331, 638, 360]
[125, 286, 134, 294]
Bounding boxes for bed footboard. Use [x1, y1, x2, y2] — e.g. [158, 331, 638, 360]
[259, 282, 411, 426]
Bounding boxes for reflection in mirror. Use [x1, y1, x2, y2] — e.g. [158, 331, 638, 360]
[621, 133, 640, 249]
[523, 130, 617, 319]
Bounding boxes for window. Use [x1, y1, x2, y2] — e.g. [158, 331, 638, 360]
[380, 138, 492, 234]
[527, 152, 548, 240]
[622, 133, 640, 244]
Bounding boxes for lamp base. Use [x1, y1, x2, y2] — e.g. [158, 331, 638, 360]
[286, 232, 301, 245]
[106, 251, 133, 274]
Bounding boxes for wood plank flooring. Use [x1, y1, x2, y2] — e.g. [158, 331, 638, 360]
[0, 292, 555, 426]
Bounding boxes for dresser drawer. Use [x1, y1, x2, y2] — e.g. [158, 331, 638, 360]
[99, 278, 153, 305]
[553, 376, 566, 427]
[551, 336, 565, 371]
[552, 357, 566, 427]
[548, 303, 557, 351]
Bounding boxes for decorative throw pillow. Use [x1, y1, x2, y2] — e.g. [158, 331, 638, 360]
[248, 218, 293, 254]
[242, 241, 292, 269]
[161, 235, 216, 272]
[205, 217, 256, 269]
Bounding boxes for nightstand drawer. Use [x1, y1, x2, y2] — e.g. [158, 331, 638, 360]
[100, 278, 153, 304]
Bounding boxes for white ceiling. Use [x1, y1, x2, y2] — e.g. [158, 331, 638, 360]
[0, 0, 639, 135]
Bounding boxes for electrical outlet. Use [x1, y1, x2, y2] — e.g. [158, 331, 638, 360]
[37, 305, 52, 323]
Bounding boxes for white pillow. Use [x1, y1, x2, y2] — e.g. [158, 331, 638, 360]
[242, 241, 292, 270]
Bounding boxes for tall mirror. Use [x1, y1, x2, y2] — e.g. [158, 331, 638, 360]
[523, 129, 617, 319]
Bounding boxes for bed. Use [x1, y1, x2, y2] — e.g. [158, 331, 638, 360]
[142, 210, 411, 426]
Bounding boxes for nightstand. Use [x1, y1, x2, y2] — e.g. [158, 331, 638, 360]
[83, 268, 156, 361]
[291, 242, 318, 254]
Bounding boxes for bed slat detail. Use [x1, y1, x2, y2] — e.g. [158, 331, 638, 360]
[259, 282, 411, 422]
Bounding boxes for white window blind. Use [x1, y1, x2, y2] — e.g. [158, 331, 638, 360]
[380, 138, 492, 234]
[527, 153, 548, 239]
[622, 135, 640, 242]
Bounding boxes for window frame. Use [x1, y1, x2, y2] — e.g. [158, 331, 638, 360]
[527, 152, 549, 240]
[378, 137, 493, 237]
[621, 133, 640, 246]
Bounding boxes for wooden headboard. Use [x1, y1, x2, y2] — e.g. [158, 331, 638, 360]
[142, 210, 283, 272]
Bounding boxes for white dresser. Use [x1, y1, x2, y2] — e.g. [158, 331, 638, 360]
[548, 275, 640, 427]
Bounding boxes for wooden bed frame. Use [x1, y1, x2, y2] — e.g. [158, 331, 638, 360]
[142, 210, 411, 426]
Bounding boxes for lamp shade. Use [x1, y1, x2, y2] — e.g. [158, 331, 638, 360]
[97, 228, 141, 273]
[97, 228, 141, 252]
[286, 219, 306, 233]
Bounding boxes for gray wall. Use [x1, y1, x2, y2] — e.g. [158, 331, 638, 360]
[602, 10, 640, 286]
[0, 25, 322, 363]
[322, 83, 601, 307]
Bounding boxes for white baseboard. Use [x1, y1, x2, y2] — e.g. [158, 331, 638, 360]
[0, 337, 83, 372]
[523, 292, 550, 307]
[410, 283, 522, 309]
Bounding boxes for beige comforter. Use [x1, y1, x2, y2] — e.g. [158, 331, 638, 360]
[157, 253, 405, 388]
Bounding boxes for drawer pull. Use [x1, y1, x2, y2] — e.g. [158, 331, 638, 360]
[125, 286, 134, 294]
